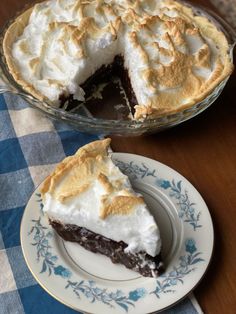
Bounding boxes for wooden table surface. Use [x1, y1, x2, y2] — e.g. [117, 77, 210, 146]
[0, 1, 235, 313]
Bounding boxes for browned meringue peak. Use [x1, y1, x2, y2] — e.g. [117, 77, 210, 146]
[3, 0, 234, 119]
[47, 17, 121, 60]
[127, 4, 232, 118]
[100, 193, 144, 219]
[41, 138, 111, 199]
[41, 138, 144, 219]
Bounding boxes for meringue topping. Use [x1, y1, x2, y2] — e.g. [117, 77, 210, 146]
[41, 138, 162, 257]
[3, 0, 233, 119]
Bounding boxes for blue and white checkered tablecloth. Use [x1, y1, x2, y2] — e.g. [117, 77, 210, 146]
[0, 93, 203, 314]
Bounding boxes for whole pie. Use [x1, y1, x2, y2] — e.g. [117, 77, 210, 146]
[3, 0, 234, 119]
[41, 138, 163, 277]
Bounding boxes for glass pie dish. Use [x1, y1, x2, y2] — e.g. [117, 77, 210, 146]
[0, 1, 235, 136]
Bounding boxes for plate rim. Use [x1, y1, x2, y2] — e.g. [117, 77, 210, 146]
[20, 152, 214, 314]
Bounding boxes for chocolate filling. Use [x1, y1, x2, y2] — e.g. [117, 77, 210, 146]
[59, 56, 138, 119]
[50, 220, 164, 277]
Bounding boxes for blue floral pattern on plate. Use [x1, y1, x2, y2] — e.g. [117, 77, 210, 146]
[114, 159, 202, 230]
[28, 216, 72, 279]
[65, 281, 147, 311]
[156, 179, 202, 230]
[114, 160, 156, 180]
[151, 239, 204, 298]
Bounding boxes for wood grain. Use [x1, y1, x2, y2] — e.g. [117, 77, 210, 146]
[0, 1, 235, 313]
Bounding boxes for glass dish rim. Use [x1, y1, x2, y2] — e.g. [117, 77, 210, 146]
[0, 0, 235, 133]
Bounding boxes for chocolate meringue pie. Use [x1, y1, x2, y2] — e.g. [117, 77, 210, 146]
[3, 0, 234, 120]
[40, 138, 163, 277]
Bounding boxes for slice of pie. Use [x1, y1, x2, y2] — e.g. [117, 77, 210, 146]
[3, 0, 234, 120]
[40, 138, 163, 277]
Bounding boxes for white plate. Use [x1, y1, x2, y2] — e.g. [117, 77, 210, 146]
[21, 153, 214, 314]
